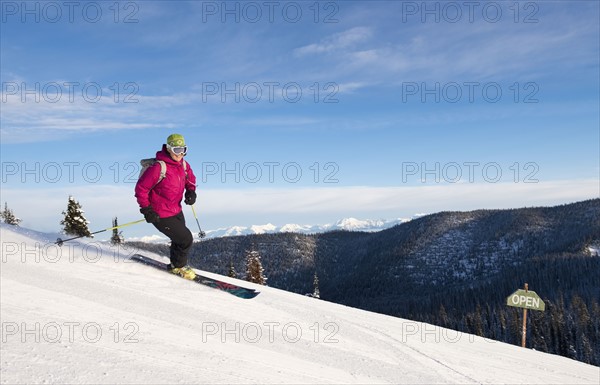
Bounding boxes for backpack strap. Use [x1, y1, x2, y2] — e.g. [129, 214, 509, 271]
[181, 160, 189, 180]
[156, 160, 167, 184]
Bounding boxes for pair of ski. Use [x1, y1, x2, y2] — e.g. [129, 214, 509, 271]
[131, 254, 259, 299]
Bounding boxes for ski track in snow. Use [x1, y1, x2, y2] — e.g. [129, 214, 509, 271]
[1, 224, 599, 384]
[351, 323, 479, 384]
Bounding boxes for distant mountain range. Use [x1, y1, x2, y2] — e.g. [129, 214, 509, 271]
[130, 215, 427, 242]
[202, 216, 426, 238]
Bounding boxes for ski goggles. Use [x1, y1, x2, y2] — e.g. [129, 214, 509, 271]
[167, 144, 187, 155]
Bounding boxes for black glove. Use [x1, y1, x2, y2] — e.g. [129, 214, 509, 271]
[140, 206, 160, 223]
[184, 190, 196, 205]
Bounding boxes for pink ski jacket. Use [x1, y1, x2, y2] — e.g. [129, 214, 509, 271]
[135, 145, 197, 218]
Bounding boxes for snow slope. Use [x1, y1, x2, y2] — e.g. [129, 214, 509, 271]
[1, 224, 598, 384]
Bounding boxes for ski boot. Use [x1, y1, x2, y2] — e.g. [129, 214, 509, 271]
[168, 265, 197, 280]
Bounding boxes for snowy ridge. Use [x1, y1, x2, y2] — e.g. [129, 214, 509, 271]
[127, 216, 423, 242]
[202, 216, 419, 239]
[1, 223, 599, 384]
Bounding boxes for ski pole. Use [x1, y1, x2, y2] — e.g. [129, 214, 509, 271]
[190, 204, 206, 239]
[56, 219, 145, 246]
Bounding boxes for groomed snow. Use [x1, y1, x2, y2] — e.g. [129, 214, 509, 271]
[1, 224, 598, 384]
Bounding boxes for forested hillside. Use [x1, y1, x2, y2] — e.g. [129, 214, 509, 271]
[129, 199, 600, 365]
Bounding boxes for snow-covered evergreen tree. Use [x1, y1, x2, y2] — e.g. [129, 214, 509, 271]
[1, 202, 22, 226]
[60, 196, 92, 237]
[227, 261, 238, 278]
[110, 217, 124, 245]
[245, 249, 267, 285]
[312, 272, 321, 299]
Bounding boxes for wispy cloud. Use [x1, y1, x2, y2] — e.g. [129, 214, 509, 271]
[294, 27, 373, 56]
[198, 179, 598, 215]
[290, 8, 598, 84]
[0, 81, 199, 143]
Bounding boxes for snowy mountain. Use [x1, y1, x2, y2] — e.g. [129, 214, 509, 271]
[1, 223, 598, 384]
[128, 216, 421, 242]
[202, 216, 415, 239]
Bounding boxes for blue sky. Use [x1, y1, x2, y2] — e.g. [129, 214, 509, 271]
[1, 0, 599, 240]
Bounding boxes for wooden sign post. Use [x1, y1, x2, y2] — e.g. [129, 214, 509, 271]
[506, 283, 546, 348]
[521, 283, 529, 348]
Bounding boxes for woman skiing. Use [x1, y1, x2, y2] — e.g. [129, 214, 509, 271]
[135, 133, 198, 280]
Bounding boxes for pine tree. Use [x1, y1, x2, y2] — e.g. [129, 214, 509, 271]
[245, 249, 267, 285]
[60, 196, 92, 237]
[227, 261, 237, 278]
[438, 304, 449, 328]
[1, 202, 22, 226]
[312, 272, 321, 298]
[110, 217, 124, 245]
[571, 295, 593, 363]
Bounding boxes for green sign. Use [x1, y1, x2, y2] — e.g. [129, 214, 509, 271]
[506, 289, 546, 311]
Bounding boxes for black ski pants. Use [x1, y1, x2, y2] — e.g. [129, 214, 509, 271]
[152, 211, 193, 268]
